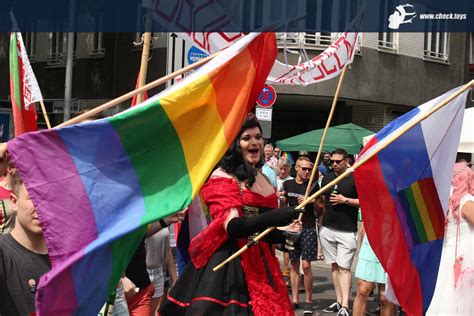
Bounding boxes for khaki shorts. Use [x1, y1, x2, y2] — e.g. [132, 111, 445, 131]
[319, 226, 357, 269]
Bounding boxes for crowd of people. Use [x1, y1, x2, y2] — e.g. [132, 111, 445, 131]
[0, 115, 473, 316]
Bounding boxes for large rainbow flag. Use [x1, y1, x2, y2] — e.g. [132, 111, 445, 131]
[354, 86, 468, 316]
[7, 32, 276, 315]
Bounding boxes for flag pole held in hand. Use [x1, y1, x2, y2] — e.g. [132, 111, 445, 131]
[299, 66, 348, 222]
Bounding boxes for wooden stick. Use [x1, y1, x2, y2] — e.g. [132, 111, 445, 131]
[213, 80, 474, 272]
[39, 100, 52, 129]
[299, 66, 347, 221]
[137, 32, 151, 104]
[56, 52, 218, 128]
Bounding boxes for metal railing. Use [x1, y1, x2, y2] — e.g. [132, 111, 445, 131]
[276, 32, 335, 50]
[47, 52, 76, 66]
[275, 32, 300, 48]
[378, 40, 398, 51]
[89, 48, 105, 57]
[423, 50, 448, 62]
[303, 33, 334, 48]
[47, 52, 65, 66]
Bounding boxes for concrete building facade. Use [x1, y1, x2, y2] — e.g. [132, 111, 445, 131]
[271, 32, 473, 143]
[0, 31, 472, 143]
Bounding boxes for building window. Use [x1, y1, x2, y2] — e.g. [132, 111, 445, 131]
[424, 32, 449, 62]
[378, 32, 398, 52]
[303, 32, 334, 48]
[275, 32, 300, 48]
[48, 32, 67, 65]
[276, 32, 360, 54]
[378, 0, 397, 53]
[88, 33, 105, 57]
[276, 32, 336, 50]
[48, 33, 76, 66]
[424, 19, 448, 62]
[24, 33, 37, 62]
[300, 0, 335, 49]
[87, 13, 105, 57]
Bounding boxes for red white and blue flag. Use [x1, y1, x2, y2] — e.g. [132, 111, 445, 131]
[354, 86, 469, 315]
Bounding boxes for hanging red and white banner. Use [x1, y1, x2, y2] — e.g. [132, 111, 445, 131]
[142, 0, 359, 86]
[177, 32, 358, 86]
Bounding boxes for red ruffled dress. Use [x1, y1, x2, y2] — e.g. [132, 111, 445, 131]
[160, 177, 294, 316]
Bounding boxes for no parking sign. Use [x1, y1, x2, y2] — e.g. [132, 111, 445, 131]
[256, 85, 276, 138]
[257, 85, 277, 107]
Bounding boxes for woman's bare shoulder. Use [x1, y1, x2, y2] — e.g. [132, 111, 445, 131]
[210, 168, 233, 179]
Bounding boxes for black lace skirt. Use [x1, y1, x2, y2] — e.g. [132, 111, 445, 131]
[160, 240, 253, 316]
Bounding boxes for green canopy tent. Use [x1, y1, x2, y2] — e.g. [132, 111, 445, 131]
[276, 123, 374, 155]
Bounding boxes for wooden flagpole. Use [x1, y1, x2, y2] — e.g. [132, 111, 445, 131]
[136, 32, 152, 104]
[299, 66, 348, 221]
[56, 52, 218, 128]
[39, 100, 51, 129]
[213, 80, 474, 272]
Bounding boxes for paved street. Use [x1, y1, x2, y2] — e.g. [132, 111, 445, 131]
[277, 252, 381, 316]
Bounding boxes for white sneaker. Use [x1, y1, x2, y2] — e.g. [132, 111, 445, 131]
[323, 302, 341, 313]
[337, 307, 350, 316]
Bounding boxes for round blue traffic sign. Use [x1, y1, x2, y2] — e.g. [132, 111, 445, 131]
[187, 46, 209, 65]
[257, 85, 277, 107]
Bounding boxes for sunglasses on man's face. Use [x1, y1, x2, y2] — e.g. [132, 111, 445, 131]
[300, 167, 312, 172]
[332, 159, 344, 164]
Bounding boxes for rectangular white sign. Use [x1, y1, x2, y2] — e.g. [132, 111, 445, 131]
[256, 107, 272, 122]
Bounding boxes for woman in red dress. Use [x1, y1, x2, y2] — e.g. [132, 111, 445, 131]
[160, 116, 301, 316]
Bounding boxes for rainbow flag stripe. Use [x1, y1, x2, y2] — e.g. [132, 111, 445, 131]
[8, 33, 276, 316]
[396, 177, 445, 247]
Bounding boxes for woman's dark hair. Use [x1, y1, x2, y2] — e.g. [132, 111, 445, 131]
[218, 116, 263, 187]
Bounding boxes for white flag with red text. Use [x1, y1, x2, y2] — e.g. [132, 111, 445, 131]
[175, 32, 358, 86]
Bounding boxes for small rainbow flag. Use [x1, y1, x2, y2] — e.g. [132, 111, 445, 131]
[8, 33, 276, 316]
[282, 151, 295, 165]
[395, 177, 444, 247]
[354, 86, 469, 315]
